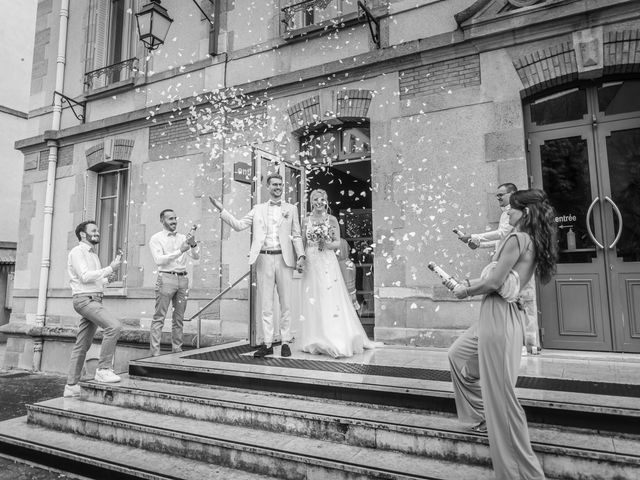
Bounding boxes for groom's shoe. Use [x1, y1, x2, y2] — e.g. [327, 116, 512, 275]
[281, 344, 291, 357]
[253, 345, 273, 358]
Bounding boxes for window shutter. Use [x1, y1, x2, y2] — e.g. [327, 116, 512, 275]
[85, 0, 98, 76]
[93, 0, 109, 87]
[84, 170, 99, 221]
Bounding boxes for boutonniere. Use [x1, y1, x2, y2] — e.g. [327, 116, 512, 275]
[282, 211, 290, 220]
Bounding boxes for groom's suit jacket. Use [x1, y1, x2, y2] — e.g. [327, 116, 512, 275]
[221, 202, 304, 267]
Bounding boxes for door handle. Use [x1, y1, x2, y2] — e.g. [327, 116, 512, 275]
[604, 196, 623, 249]
[586, 197, 604, 249]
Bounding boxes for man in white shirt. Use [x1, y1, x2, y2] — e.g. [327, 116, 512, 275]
[148, 209, 200, 356]
[459, 183, 517, 250]
[64, 221, 123, 397]
[210, 173, 305, 358]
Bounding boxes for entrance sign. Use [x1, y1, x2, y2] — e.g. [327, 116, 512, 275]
[233, 162, 251, 184]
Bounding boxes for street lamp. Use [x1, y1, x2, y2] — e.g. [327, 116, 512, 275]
[135, 0, 174, 51]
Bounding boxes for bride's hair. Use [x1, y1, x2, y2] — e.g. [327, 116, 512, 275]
[309, 189, 330, 214]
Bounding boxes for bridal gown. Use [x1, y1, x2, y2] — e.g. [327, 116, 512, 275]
[300, 217, 381, 358]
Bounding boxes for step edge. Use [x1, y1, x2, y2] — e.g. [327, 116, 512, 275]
[78, 383, 640, 455]
[28, 402, 640, 466]
[0, 417, 280, 480]
[78, 383, 483, 439]
[127, 366, 640, 418]
[28, 404, 489, 479]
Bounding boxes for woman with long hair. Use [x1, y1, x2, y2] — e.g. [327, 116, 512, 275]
[447, 189, 558, 479]
[299, 189, 381, 357]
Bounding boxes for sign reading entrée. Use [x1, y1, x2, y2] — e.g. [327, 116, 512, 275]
[234, 162, 252, 184]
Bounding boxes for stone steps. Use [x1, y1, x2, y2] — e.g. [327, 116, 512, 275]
[26, 396, 495, 480]
[128, 352, 640, 436]
[4, 375, 636, 480]
[81, 377, 640, 480]
[0, 416, 278, 480]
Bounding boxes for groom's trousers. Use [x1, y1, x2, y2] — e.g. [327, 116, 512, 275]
[255, 252, 293, 346]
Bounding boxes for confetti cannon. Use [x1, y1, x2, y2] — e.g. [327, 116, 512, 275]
[427, 261, 460, 291]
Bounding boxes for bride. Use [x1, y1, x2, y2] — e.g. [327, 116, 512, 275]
[299, 189, 382, 358]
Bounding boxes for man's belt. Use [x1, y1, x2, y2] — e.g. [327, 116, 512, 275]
[159, 271, 188, 276]
[73, 293, 103, 299]
[260, 249, 282, 255]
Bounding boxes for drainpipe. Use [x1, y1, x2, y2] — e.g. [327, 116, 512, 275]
[34, 0, 70, 371]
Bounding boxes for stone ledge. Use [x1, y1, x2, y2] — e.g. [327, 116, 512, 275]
[375, 326, 466, 348]
[0, 322, 238, 349]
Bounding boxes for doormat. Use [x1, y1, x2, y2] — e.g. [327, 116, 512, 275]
[183, 344, 640, 398]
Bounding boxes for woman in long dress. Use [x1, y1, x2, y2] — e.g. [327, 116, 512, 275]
[447, 189, 558, 480]
[299, 189, 381, 358]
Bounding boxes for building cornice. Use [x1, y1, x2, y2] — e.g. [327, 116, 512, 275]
[0, 104, 28, 119]
[15, 0, 638, 151]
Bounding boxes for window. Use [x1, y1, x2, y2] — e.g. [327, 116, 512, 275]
[97, 167, 129, 284]
[299, 126, 370, 166]
[282, 0, 360, 34]
[84, 164, 130, 287]
[85, 0, 139, 90]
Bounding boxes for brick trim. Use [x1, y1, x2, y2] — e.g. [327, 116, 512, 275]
[112, 139, 135, 162]
[604, 30, 640, 75]
[287, 96, 321, 130]
[149, 120, 196, 148]
[399, 55, 481, 100]
[85, 143, 105, 169]
[336, 89, 373, 118]
[514, 29, 640, 98]
[513, 42, 577, 98]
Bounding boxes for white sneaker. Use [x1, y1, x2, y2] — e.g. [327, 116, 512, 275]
[94, 368, 121, 383]
[63, 384, 81, 397]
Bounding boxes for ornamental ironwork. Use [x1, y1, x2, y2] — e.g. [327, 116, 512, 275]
[84, 57, 139, 91]
[281, 0, 336, 32]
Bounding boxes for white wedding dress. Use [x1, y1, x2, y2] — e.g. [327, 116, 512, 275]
[300, 217, 382, 358]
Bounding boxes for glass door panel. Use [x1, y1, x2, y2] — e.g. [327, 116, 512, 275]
[597, 120, 640, 353]
[603, 127, 640, 262]
[530, 128, 612, 351]
[539, 136, 598, 263]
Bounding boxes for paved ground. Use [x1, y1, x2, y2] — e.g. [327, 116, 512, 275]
[0, 348, 77, 480]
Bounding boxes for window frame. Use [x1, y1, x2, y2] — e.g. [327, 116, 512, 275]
[84, 0, 140, 92]
[299, 123, 371, 166]
[95, 164, 131, 293]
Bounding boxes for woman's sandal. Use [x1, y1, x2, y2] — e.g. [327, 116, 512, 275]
[470, 420, 488, 434]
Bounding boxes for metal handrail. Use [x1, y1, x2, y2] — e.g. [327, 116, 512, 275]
[190, 271, 251, 348]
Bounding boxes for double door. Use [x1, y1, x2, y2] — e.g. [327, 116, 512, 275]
[249, 148, 304, 346]
[528, 81, 640, 352]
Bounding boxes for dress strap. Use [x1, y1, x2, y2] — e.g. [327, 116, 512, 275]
[495, 232, 531, 260]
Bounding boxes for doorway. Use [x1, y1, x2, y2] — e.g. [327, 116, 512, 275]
[527, 80, 640, 352]
[300, 125, 375, 337]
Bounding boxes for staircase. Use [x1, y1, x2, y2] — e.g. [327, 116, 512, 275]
[1, 366, 639, 479]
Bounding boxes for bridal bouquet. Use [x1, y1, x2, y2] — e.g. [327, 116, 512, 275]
[308, 222, 333, 251]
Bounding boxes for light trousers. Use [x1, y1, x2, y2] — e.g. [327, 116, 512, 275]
[150, 273, 188, 356]
[449, 294, 545, 480]
[255, 253, 293, 346]
[67, 295, 122, 385]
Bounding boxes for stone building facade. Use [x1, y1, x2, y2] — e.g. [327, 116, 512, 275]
[3, 0, 640, 372]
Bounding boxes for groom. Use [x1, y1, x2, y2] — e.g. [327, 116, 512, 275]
[210, 173, 305, 357]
